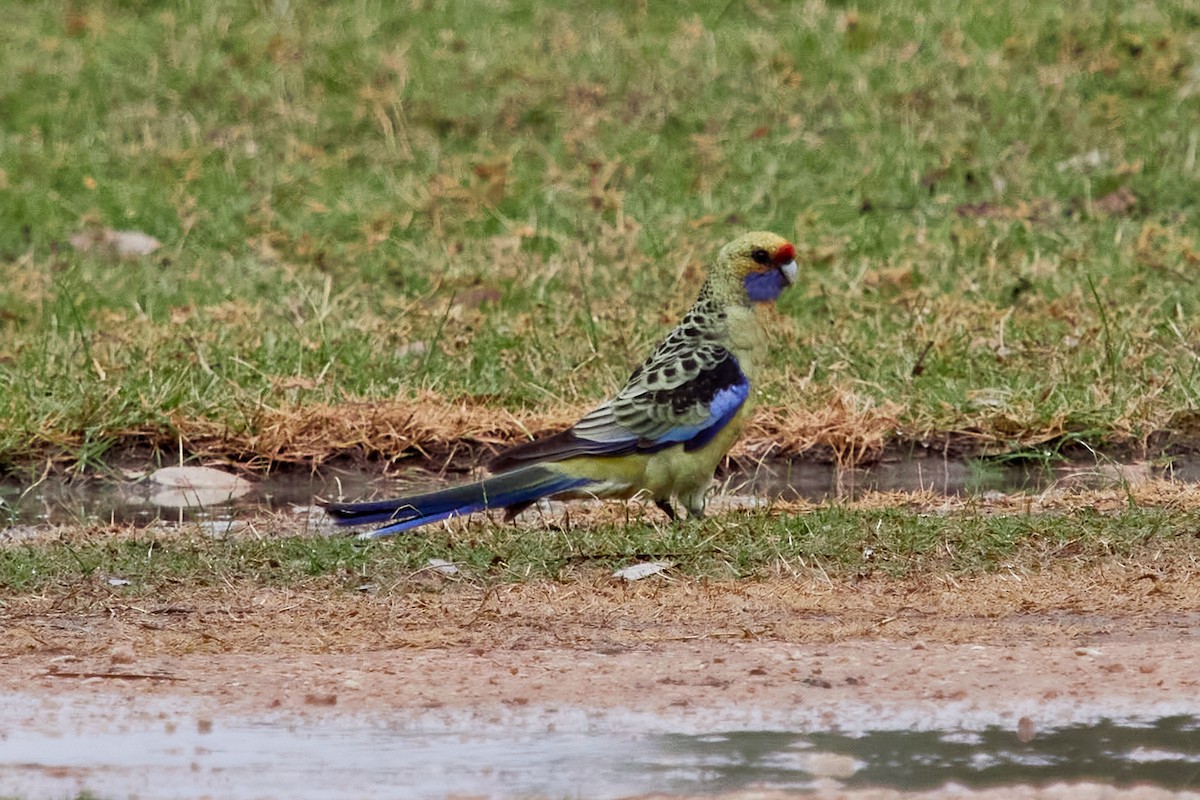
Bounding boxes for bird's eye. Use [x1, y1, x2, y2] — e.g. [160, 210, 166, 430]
[750, 248, 771, 265]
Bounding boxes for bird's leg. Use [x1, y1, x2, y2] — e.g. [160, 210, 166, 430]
[681, 489, 707, 520]
[503, 500, 535, 521]
[655, 499, 678, 521]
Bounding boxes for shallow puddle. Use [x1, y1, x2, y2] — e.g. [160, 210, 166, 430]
[697, 719, 1200, 791]
[2, 456, 1197, 530]
[3, 700, 1199, 799]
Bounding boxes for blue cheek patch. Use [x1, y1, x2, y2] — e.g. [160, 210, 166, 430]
[744, 270, 787, 302]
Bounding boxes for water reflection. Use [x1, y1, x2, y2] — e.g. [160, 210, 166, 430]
[656, 717, 1200, 792]
[1, 455, 1196, 528]
[4, 711, 1199, 799]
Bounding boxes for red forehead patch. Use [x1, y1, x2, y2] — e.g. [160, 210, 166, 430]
[774, 243, 796, 263]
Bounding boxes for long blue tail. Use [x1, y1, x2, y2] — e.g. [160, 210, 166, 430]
[323, 465, 593, 538]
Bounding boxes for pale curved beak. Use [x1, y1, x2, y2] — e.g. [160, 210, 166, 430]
[781, 260, 798, 285]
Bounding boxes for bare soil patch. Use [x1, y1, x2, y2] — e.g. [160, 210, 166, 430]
[5, 556, 1200, 722]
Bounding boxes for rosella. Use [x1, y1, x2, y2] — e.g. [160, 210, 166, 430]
[325, 231, 798, 537]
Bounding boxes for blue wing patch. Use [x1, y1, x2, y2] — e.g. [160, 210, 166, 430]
[639, 348, 749, 448]
[679, 380, 750, 451]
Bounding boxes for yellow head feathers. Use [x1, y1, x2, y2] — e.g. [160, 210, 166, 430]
[711, 231, 799, 305]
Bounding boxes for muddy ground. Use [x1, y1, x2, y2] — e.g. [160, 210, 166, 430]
[6, 548, 1200, 798]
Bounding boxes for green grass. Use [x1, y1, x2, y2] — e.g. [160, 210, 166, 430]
[1, 0, 1199, 468]
[2, 505, 1195, 592]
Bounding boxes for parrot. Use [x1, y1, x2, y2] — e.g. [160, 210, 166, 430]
[324, 231, 798, 538]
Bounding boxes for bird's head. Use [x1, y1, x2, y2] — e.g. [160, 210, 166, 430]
[713, 231, 799, 305]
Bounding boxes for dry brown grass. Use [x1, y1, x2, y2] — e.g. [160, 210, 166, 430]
[166, 391, 1197, 474]
[169, 389, 909, 471]
[174, 392, 579, 469]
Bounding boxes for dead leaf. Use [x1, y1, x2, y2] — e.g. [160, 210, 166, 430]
[425, 558, 460, 575]
[144, 466, 253, 509]
[396, 341, 429, 358]
[69, 228, 162, 259]
[1094, 185, 1138, 216]
[920, 167, 949, 190]
[65, 3, 89, 36]
[612, 561, 674, 581]
[453, 286, 502, 308]
[273, 376, 319, 391]
[956, 199, 1056, 221]
[1056, 149, 1105, 173]
[956, 201, 1002, 218]
[149, 466, 252, 493]
[1115, 159, 1144, 176]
